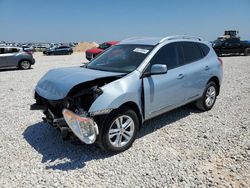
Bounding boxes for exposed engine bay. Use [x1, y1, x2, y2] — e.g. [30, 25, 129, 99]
[31, 75, 123, 143]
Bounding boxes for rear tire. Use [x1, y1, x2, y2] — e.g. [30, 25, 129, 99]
[98, 107, 139, 153]
[244, 48, 250, 56]
[19, 60, 31, 70]
[196, 82, 218, 111]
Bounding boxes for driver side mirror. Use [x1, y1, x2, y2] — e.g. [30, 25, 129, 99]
[150, 64, 168, 75]
[142, 64, 167, 78]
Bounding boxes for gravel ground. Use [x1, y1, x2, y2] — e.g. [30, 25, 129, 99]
[0, 53, 249, 187]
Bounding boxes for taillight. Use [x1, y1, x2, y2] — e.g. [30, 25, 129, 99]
[218, 57, 223, 66]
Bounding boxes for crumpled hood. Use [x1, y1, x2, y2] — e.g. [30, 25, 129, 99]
[35, 66, 123, 100]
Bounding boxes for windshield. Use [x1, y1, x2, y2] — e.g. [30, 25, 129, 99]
[98, 42, 111, 49]
[87, 44, 154, 73]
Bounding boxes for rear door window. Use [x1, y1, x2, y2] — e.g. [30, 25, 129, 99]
[150, 43, 179, 70]
[180, 42, 204, 64]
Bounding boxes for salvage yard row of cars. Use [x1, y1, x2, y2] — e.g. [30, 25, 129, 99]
[1, 31, 249, 70]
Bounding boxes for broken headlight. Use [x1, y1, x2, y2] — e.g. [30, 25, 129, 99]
[62, 109, 99, 144]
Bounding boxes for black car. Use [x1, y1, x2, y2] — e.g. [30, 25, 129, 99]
[43, 46, 73, 55]
[213, 37, 250, 56]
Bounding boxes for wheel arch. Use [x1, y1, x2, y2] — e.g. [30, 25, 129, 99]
[207, 76, 220, 95]
[18, 59, 31, 65]
[94, 101, 143, 147]
[118, 101, 143, 129]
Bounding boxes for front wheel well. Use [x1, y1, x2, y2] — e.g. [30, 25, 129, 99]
[118, 102, 143, 129]
[207, 76, 220, 95]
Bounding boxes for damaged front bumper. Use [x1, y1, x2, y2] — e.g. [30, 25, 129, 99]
[62, 109, 99, 144]
[31, 103, 99, 144]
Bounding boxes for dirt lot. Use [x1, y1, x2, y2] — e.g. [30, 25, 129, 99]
[0, 52, 249, 187]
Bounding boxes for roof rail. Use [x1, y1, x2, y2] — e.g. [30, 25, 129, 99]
[160, 35, 203, 43]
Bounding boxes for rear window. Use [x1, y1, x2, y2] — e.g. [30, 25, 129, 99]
[181, 42, 203, 64]
[198, 43, 210, 56]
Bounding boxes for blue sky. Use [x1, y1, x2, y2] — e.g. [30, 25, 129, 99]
[0, 0, 249, 43]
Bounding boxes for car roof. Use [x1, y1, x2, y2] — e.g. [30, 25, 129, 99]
[119, 35, 204, 46]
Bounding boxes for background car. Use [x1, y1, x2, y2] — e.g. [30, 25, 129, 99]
[85, 41, 119, 60]
[0, 47, 35, 70]
[212, 30, 250, 56]
[43, 46, 73, 55]
[22, 46, 35, 54]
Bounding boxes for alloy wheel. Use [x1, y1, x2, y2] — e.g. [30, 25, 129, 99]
[21, 61, 30, 69]
[205, 86, 216, 107]
[108, 115, 135, 148]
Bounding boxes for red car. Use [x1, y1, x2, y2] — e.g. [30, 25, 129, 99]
[85, 41, 119, 61]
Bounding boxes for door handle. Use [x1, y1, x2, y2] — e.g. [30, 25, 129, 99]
[205, 66, 210, 70]
[177, 74, 184, 79]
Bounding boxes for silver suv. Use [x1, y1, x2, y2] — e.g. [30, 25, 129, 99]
[0, 47, 35, 70]
[32, 35, 223, 153]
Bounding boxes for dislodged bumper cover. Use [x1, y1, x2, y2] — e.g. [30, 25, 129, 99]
[35, 67, 123, 100]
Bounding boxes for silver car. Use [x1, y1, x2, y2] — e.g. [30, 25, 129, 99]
[31, 36, 223, 153]
[0, 47, 35, 70]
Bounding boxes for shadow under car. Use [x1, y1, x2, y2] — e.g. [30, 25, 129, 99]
[23, 104, 201, 171]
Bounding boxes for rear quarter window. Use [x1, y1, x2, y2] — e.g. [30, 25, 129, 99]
[198, 43, 210, 56]
[181, 42, 204, 64]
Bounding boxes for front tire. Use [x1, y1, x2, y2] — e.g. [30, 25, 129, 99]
[98, 107, 139, 153]
[196, 82, 218, 111]
[19, 60, 31, 70]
